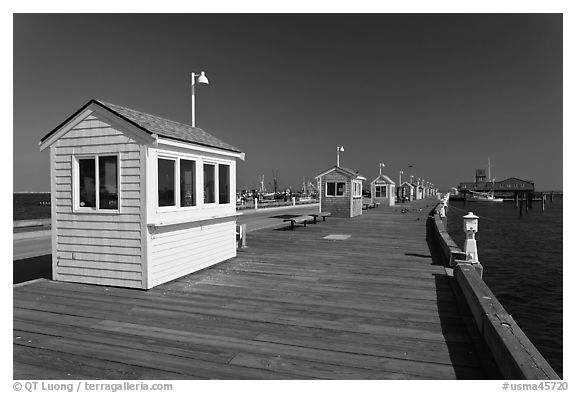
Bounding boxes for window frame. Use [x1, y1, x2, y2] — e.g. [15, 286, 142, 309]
[156, 153, 232, 211]
[218, 163, 231, 205]
[326, 181, 346, 197]
[157, 156, 177, 210]
[157, 154, 203, 211]
[73, 153, 120, 213]
[203, 162, 217, 205]
[179, 158, 197, 209]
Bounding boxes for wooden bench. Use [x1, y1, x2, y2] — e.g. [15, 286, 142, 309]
[283, 215, 314, 230]
[309, 212, 331, 224]
[363, 202, 376, 210]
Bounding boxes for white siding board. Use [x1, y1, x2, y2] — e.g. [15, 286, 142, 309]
[57, 135, 132, 147]
[55, 191, 72, 200]
[57, 266, 142, 281]
[57, 235, 141, 248]
[55, 168, 71, 178]
[122, 159, 140, 168]
[119, 191, 140, 200]
[120, 183, 141, 191]
[58, 214, 140, 224]
[57, 273, 142, 288]
[54, 161, 72, 170]
[57, 251, 141, 264]
[151, 230, 231, 254]
[55, 176, 71, 184]
[120, 175, 140, 184]
[55, 183, 71, 192]
[150, 248, 234, 287]
[56, 198, 72, 206]
[58, 228, 142, 240]
[57, 259, 142, 271]
[148, 220, 236, 287]
[57, 241, 141, 255]
[62, 127, 121, 138]
[54, 145, 140, 156]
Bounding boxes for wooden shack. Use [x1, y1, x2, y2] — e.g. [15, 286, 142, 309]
[397, 181, 414, 202]
[315, 166, 365, 218]
[39, 99, 245, 289]
[370, 174, 396, 207]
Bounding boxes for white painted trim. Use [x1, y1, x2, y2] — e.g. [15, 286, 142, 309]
[140, 144, 149, 290]
[50, 147, 59, 281]
[147, 212, 241, 228]
[72, 153, 121, 213]
[325, 181, 346, 198]
[157, 137, 245, 160]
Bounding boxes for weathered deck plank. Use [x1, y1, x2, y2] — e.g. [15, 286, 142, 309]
[14, 199, 488, 379]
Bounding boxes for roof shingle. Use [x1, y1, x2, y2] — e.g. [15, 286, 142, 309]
[98, 100, 241, 153]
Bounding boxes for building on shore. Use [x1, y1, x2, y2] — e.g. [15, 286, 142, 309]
[316, 166, 365, 218]
[39, 99, 245, 289]
[458, 177, 535, 198]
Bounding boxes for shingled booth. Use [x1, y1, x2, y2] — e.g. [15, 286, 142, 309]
[370, 174, 396, 207]
[315, 166, 366, 218]
[39, 99, 245, 289]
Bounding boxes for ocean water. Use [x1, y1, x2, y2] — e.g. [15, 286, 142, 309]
[13, 193, 51, 221]
[445, 197, 563, 377]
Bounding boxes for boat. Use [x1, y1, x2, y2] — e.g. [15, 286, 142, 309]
[468, 190, 504, 202]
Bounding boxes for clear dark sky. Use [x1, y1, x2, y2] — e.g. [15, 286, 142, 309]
[13, 14, 563, 192]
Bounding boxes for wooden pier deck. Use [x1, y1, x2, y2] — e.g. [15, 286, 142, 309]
[14, 199, 490, 379]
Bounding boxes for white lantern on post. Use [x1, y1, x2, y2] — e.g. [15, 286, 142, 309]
[463, 212, 479, 263]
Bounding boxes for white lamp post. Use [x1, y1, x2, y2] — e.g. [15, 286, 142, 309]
[379, 163, 385, 176]
[463, 212, 480, 263]
[336, 146, 344, 167]
[191, 71, 209, 127]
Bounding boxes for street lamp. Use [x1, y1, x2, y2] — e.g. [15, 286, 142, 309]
[399, 170, 403, 185]
[336, 146, 344, 167]
[191, 71, 209, 127]
[379, 163, 385, 176]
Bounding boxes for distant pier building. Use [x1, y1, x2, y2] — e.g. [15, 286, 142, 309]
[316, 166, 365, 218]
[370, 174, 396, 207]
[458, 175, 535, 198]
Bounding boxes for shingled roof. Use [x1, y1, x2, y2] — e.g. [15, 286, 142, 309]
[41, 99, 241, 153]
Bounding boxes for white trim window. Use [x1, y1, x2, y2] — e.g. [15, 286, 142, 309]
[75, 154, 119, 211]
[375, 185, 387, 198]
[158, 158, 176, 207]
[203, 163, 216, 204]
[158, 157, 199, 209]
[326, 181, 345, 197]
[157, 156, 231, 208]
[218, 164, 230, 204]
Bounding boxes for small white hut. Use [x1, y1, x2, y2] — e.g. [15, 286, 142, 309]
[370, 174, 396, 207]
[39, 99, 245, 289]
[397, 181, 414, 202]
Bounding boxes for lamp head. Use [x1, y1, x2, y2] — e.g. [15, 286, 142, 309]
[197, 71, 209, 84]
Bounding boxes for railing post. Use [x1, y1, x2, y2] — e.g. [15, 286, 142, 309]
[237, 224, 247, 249]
